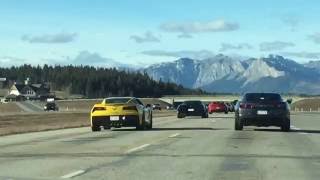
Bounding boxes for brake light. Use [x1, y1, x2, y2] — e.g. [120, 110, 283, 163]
[123, 106, 137, 111]
[92, 107, 106, 113]
[275, 102, 286, 108]
[239, 103, 254, 109]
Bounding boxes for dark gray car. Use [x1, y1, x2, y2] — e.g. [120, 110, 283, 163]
[177, 100, 209, 118]
[234, 93, 291, 131]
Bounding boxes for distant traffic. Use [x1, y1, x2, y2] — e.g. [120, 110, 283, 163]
[90, 93, 292, 132]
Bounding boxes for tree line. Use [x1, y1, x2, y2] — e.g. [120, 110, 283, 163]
[0, 64, 207, 98]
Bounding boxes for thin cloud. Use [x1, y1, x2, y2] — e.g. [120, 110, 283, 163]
[130, 31, 160, 43]
[71, 51, 118, 66]
[308, 32, 320, 44]
[281, 51, 320, 59]
[142, 50, 215, 59]
[260, 41, 295, 51]
[177, 33, 193, 39]
[0, 56, 27, 64]
[21, 32, 77, 44]
[160, 19, 239, 34]
[219, 43, 252, 52]
[282, 14, 300, 31]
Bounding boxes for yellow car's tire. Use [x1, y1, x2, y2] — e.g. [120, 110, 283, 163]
[136, 114, 146, 130]
[91, 125, 101, 132]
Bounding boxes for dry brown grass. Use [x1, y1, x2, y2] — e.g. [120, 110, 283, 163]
[56, 100, 101, 111]
[0, 103, 24, 113]
[291, 98, 320, 111]
[0, 112, 89, 136]
[0, 110, 175, 136]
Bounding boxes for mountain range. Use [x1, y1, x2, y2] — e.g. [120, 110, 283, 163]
[143, 54, 320, 94]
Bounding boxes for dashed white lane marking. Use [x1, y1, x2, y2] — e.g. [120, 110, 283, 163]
[168, 133, 180, 138]
[299, 133, 308, 135]
[61, 170, 86, 179]
[126, 144, 150, 154]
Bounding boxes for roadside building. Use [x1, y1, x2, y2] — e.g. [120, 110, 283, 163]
[5, 94, 25, 102]
[7, 81, 52, 101]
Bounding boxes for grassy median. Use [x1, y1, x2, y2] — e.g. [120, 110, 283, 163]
[0, 110, 175, 136]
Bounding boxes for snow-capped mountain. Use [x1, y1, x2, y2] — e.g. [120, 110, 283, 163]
[304, 60, 320, 72]
[144, 54, 320, 94]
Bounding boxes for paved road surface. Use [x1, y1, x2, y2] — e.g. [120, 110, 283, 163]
[0, 113, 320, 180]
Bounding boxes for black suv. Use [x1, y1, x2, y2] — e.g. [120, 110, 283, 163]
[44, 102, 59, 111]
[235, 93, 291, 131]
[177, 100, 208, 118]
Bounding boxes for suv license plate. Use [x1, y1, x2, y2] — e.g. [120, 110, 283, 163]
[188, 108, 195, 112]
[257, 110, 268, 115]
[110, 116, 120, 121]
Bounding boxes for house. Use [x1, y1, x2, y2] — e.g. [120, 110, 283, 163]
[8, 83, 51, 100]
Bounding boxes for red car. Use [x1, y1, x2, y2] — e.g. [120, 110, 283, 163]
[208, 102, 228, 114]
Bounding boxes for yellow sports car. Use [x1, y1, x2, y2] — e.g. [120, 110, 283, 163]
[90, 97, 153, 131]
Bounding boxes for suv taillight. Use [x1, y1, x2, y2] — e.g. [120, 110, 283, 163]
[275, 102, 286, 108]
[239, 103, 254, 109]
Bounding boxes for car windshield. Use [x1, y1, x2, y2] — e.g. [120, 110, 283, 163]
[244, 93, 282, 102]
[104, 98, 132, 104]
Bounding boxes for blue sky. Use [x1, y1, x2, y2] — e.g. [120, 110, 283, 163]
[1, 0, 320, 66]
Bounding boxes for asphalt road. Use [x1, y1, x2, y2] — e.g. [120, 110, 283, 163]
[0, 112, 320, 180]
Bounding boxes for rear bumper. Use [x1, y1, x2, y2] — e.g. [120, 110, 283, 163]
[178, 111, 205, 116]
[91, 115, 139, 127]
[237, 109, 289, 127]
[209, 109, 226, 113]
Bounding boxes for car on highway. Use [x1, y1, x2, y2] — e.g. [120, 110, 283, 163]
[152, 103, 161, 110]
[234, 93, 291, 131]
[90, 97, 153, 131]
[208, 101, 228, 114]
[177, 100, 208, 118]
[44, 102, 59, 111]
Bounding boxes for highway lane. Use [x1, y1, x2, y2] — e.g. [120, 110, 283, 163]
[0, 113, 320, 180]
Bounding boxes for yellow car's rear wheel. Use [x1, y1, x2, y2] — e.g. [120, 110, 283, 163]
[91, 125, 101, 132]
[136, 114, 146, 130]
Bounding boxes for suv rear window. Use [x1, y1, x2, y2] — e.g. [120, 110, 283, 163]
[244, 93, 282, 102]
[184, 101, 202, 106]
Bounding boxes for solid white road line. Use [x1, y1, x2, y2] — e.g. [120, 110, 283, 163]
[61, 170, 86, 179]
[126, 144, 150, 154]
[168, 133, 180, 138]
[290, 125, 301, 130]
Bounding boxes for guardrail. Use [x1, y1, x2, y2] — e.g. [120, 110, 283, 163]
[292, 108, 320, 112]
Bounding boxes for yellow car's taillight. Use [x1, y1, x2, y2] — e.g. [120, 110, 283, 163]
[123, 106, 137, 111]
[92, 107, 106, 113]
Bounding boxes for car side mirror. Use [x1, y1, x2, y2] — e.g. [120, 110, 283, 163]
[146, 104, 151, 108]
[287, 99, 292, 104]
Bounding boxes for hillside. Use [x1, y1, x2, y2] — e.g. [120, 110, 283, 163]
[0, 65, 206, 98]
[144, 55, 320, 94]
